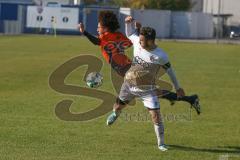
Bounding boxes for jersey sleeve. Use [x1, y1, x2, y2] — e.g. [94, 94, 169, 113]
[158, 52, 169, 65]
[125, 23, 135, 37]
[125, 23, 139, 45]
[83, 31, 100, 45]
[156, 51, 180, 90]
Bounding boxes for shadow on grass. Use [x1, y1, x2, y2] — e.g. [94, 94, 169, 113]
[168, 145, 240, 154]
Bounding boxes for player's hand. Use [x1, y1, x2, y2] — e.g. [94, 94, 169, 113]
[177, 88, 185, 98]
[125, 16, 134, 23]
[78, 23, 85, 33]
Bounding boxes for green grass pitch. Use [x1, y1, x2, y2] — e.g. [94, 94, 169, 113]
[0, 35, 240, 160]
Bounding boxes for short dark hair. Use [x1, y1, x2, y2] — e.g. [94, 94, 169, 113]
[140, 27, 156, 40]
[98, 10, 120, 32]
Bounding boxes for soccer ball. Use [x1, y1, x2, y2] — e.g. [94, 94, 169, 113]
[86, 72, 103, 88]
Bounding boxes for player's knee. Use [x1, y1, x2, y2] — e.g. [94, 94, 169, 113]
[114, 98, 128, 111]
[149, 110, 160, 124]
[116, 97, 129, 105]
[152, 115, 159, 124]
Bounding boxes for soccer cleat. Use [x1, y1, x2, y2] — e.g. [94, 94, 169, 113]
[106, 111, 119, 126]
[158, 144, 168, 151]
[190, 95, 201, 115]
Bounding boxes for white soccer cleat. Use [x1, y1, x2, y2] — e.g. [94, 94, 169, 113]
[106, 111, 118, 126]
[158, 144, 168, 151]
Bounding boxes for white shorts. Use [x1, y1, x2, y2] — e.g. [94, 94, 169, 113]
[118, 82, 160, 110]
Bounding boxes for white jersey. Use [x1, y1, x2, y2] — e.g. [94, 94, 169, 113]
[125, 23, 180, 91]
[129, 34, 169, 65]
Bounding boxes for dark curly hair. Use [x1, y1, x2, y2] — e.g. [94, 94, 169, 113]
[98, 10, 120, 32]
[140, 27, 156, 40]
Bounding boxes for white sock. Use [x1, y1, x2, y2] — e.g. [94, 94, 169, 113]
[154, 121, 165, 146]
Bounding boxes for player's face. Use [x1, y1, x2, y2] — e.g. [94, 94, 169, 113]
[139, 35, 154, 50]
[97, 23, 107, 35]
[139, 35, 147, 49]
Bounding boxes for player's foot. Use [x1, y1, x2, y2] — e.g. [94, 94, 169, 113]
[190, 95, 201, 115]
[106, 111, 119, 126]
[158, 144, 168, 151]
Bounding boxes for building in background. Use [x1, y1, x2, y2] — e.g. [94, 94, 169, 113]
[203, 0, 240, 26]
[203, 0, 240, 38]
[0, 0, 217, 38]
[0, 0, 33, 34]
[172, 0, 240, 27]
[190, 0, 240, 37]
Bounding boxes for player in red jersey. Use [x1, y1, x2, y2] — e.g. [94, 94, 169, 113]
[78, 11, 132, 77]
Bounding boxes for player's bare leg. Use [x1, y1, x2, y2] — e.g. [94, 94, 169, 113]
[106, 98, 127, 125]
[148, 109, 168, 151]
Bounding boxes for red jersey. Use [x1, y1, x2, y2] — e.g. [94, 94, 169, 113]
[99, 32, 132, 67]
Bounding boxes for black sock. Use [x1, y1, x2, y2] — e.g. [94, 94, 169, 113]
[161, 90, 193, 104]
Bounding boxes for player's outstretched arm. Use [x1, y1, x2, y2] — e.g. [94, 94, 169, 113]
[125, 16, 142, 45]
[163, 62, 185, 98]
[78, 23, 100, 45]
[135, 21, 142, 35]
[125, 16, 134, 37]
[125, 16, 141, 37]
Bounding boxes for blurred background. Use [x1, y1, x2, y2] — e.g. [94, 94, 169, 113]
[0, 0, 240, 40]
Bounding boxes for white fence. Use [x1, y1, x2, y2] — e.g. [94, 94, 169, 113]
[171, 12, 213, 39]
[119, 8, 214, 39]
[119, 8, 171, 38]
[132, 9, 171, 38]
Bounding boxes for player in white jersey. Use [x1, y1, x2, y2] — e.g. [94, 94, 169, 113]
[124, 16, 200, 108]
[106, 16, 200, 151]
